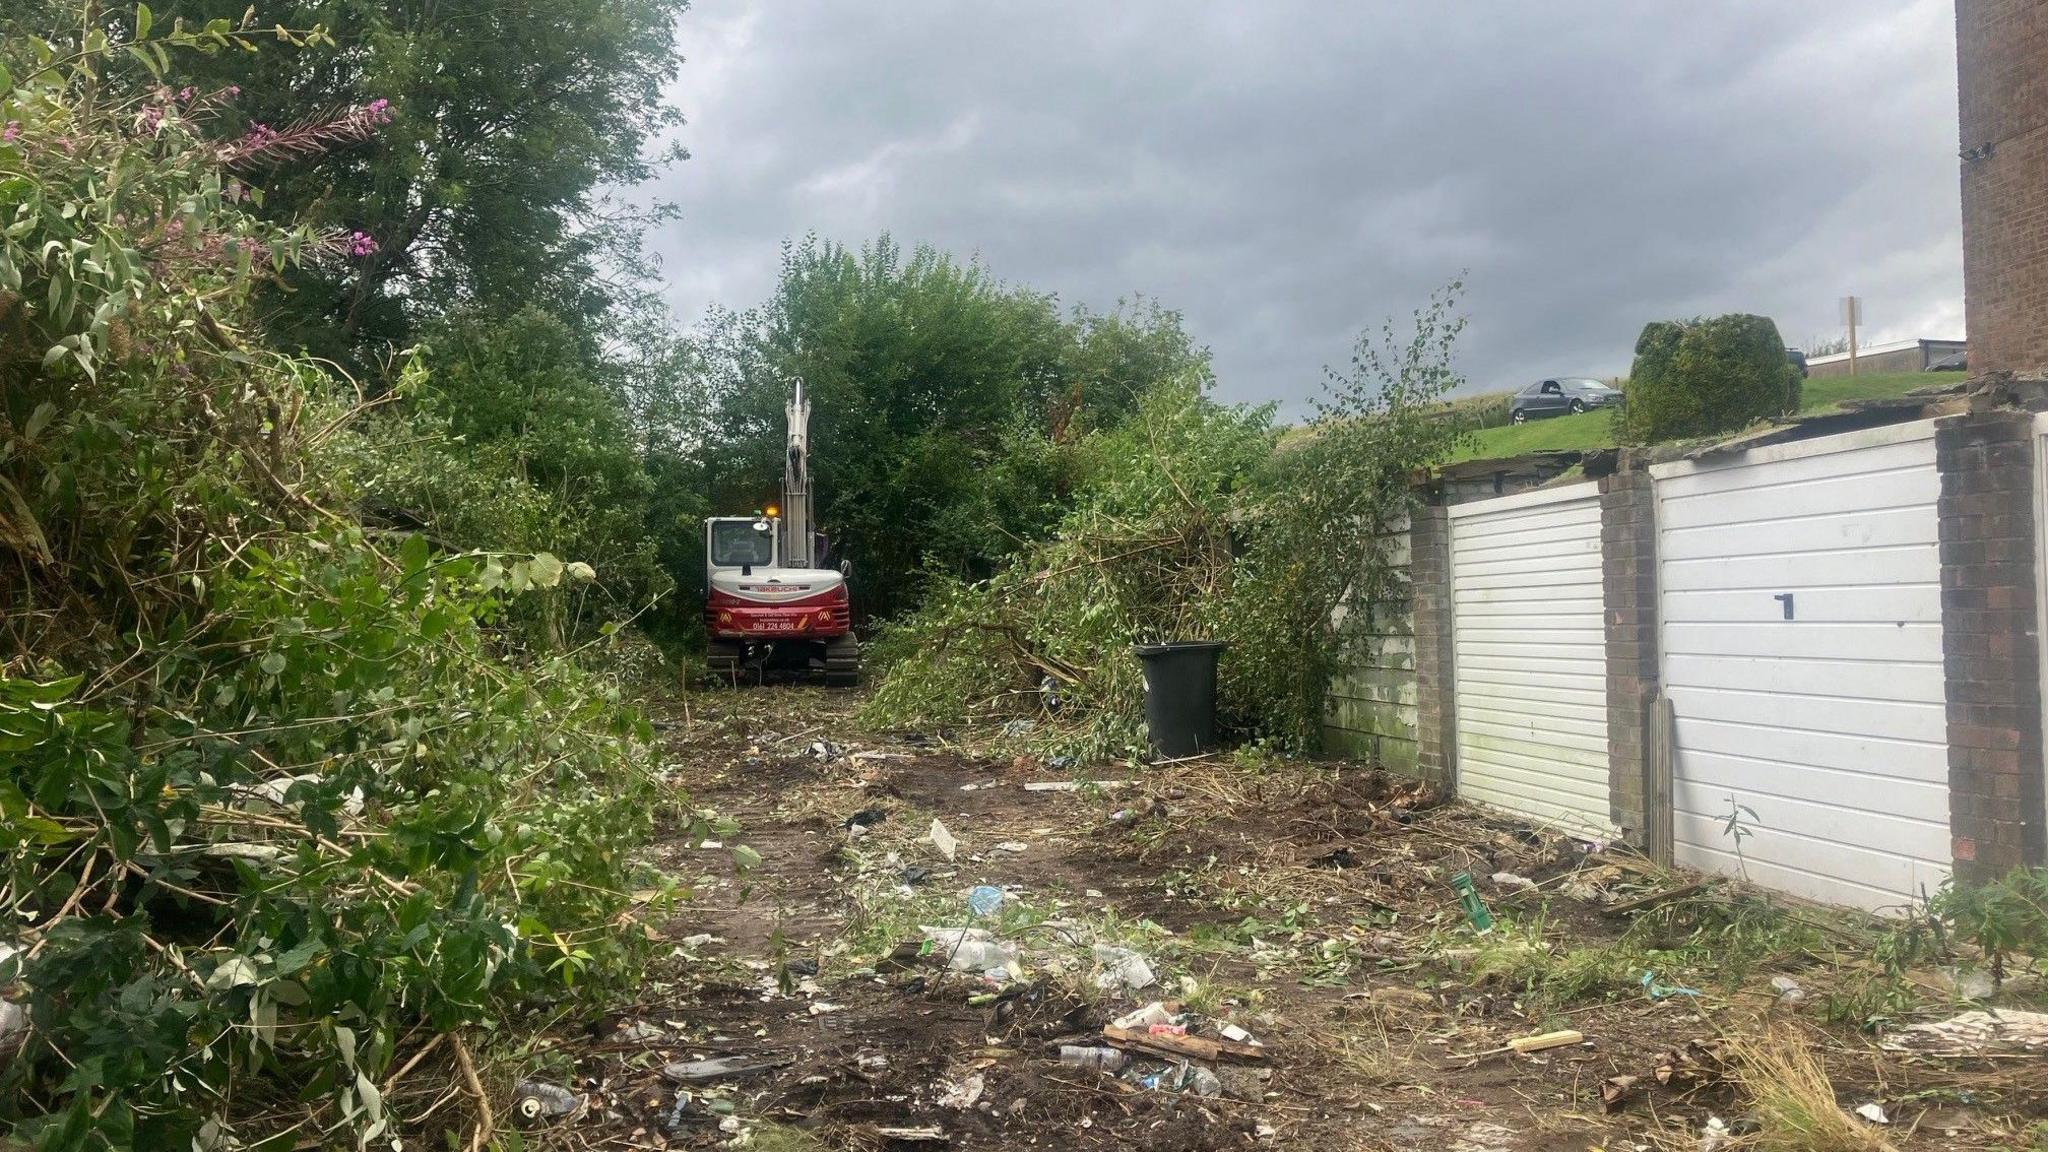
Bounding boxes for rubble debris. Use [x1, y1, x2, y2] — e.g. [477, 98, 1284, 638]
[929, 819, 958, 861]
[661, 1054, 792, 1083]
[1599, 879, 1710, 917]
[511, 1079, 581, 1124]
[939, 1072, 986, 1110]
[1884, 1009, 2048, 1054]
[1102, 1025, 1266, 1064]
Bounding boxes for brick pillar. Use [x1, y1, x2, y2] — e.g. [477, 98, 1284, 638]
[1936, 409, 2046, 881]
[1601, 470, 1659, 844]
[1956, 0, 2048, 376]
[1410, 503, 1457, 790]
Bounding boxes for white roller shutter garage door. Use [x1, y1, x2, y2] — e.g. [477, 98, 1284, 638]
[1449, 483, 1614, 836]
[1652, 422, 1949, 912]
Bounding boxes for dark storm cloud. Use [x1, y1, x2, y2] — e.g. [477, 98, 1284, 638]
[641, 2, 1961, 408]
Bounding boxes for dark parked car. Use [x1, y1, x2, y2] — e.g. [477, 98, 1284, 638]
[1928, 349, 1967, 372]
[1786, 348, 1809, 378]
[1509, 377, 1623, 424]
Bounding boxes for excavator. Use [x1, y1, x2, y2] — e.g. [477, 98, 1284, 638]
[702, 381, 859, 685]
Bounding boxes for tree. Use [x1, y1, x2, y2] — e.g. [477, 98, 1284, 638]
[1619, 313, 1801, 443]
[105, 0, 692, 370]
[695, 234, 1211, 622]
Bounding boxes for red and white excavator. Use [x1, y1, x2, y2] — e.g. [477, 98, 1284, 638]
[702, 381, 859, 685]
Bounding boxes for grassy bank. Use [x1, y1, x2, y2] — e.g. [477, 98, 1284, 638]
[1448, 371, 1945, 462]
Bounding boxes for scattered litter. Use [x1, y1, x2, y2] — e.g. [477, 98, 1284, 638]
[1770, 975, 1804, 1004]
[1112, 1002, 1176, 1029]
[1697, 1116, 1729, 1152]
[958, 783, 981, 792]
[1599, 1073, 1638, 1112]
[661, 1054, 792, 1083]
[1855, 1102, 1889, 1125]
[677, 933, 722, 951]
[842, 808, 887, 831]
[1310, 845, 1358, 869]
[849, 750, 909, 762]
[1641, 971, 1700, 999]
[612, 1019, 665, 1043]
[1885, 1009, 2048, 1053]
[858, 1053, 890, 1072]
[1091, 945, 1156, 993]
[1023, 779, 1132, 792]
[511, 1079, 580, 1124]
[875, 1127, 947, 1144]
[1187, 1065, 1223, 1097]
[903, 865, 931, 886]
[1455, 1029, 1584, 1061]
[1059, 1045, 1129, 1071]
[1047, 754, 1078, 771]
[807, 1001, 844, 1016]
[968, 885, 1006, 917]
[993, 841, 1028, 853]
[1489, 871, 1537, 891]
[921, 926, 1018, 973]
[929, 819, 958, 861]
[1001, 718, 1036, 737]
[1218, 1023, 1261, 1046]
[1085, 888, 1105, 899]
[1449, 873, 1494, 932]
[939, 1072, 985, 1110]
[810, 740, 845, 762]
[1940, 966, 1997, 1000]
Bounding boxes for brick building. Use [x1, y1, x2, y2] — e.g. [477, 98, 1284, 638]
[1957, 0, 2048, 377]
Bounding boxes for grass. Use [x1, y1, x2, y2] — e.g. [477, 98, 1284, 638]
[1447, 371, 1943, 463]
[1729, 1026, 1898, 1152]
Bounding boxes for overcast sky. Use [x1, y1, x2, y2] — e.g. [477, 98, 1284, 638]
[640, 2, 1962, 409]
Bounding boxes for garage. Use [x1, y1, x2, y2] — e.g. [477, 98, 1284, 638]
[1651, 422, 1949, 912]
[1448, 483, 1614, 837]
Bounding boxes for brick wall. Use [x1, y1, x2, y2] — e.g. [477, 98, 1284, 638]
[1957, 0, 2048, 377]
[1600, 470, 1659, 844]
[1409, 503, 1457, 789]
[1936, 408, 2045, 879]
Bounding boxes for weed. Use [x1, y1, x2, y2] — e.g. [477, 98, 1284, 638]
[745, 1123, 828, 1152]
[1932, 867, 2048, 984]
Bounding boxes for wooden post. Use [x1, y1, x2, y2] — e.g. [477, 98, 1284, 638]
[1841, 295, 1862, 377]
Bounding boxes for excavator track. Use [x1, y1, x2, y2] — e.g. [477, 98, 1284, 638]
[705, 640, 743, 686]
[824, 634, 860, 687]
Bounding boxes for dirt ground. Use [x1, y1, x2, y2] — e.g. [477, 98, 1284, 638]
[514, 687, 2048, 1151]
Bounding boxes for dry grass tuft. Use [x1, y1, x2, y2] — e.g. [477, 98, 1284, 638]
[1728, 1026, 1895, 1152]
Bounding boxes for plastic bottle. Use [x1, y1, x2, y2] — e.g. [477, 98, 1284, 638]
[1059, 1045, 1130, 1072]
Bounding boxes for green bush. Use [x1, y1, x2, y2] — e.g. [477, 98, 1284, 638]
[861, 285, 1468, 755]
[1619, 314, 1800, 443]
[0, 25, 705, 1148]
